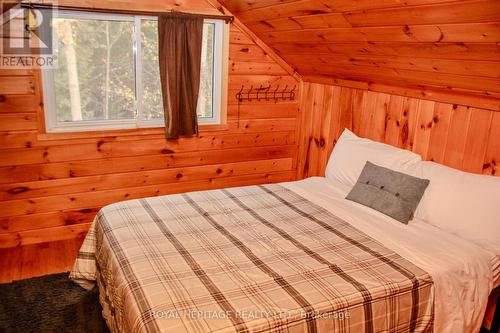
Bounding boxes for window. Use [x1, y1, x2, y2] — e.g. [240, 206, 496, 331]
[42, 11, 225, 132]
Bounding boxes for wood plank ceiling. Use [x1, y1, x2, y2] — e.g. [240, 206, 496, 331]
[219, 0, 500, 101]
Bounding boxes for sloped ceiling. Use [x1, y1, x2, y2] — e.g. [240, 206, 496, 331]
[219, 0, 500, 99]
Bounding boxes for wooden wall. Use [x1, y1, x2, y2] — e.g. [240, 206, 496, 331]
[0, 0, 299, 249]
[297, 82, 500, 179]
[220, 0, 500, 111]
[1, 0, 498, 253]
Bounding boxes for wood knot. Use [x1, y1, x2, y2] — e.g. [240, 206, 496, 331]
[97, 140, 105, 151]
[65, 218, 76, 225]
[403, 25, 412, 34]
[0, 95, 5, 103]
[216, 168, 223, 174]
[259, 20, 274, 29]
[176, 173, 183, 179]
[319, 138, 325, 147]
[8, 186, 29, 195]
[161, 149, 175, 154]
[306, 9, 329, 15]
[401, 123, 409, 143]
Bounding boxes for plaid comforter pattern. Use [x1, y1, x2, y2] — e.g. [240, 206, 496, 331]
[70, 184, 434, 333]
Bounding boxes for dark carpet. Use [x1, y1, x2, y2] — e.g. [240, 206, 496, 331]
[0, 273, 110, 333]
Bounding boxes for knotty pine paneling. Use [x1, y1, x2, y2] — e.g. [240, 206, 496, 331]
[0, 1, 300, 249]
[0, 237, 86, 283]
[297, 82, 500, 179]
[220, 0, 500, 110]
[30, 0, 222, 15]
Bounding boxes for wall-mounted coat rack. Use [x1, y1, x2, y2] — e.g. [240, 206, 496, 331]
[236, 84, 296, 103]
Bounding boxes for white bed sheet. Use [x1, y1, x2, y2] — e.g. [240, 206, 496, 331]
[282, 177, 498, 333]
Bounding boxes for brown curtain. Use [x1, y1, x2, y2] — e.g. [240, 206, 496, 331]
[158, 13, 204, 139]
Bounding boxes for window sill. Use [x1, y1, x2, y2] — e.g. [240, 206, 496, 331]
[36, 124, 229, 141]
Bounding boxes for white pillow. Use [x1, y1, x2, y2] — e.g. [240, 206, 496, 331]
[325, 129, 422, 188]
[408, 161, 500, 253]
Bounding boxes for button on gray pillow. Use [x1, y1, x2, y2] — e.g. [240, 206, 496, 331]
[345, 161, 430, 224]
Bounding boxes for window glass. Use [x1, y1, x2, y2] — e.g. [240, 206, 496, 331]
[140, 19, 162, 121]
[43, 12, 224, 132]
[197, 22, 214, 119]
[53, 18, 135, 122]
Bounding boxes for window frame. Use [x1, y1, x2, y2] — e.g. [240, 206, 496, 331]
[41, 10, 224, 133]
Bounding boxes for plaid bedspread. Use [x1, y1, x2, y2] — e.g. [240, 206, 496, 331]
[70, 184, 434, 333]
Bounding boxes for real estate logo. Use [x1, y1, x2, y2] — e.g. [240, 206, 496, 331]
[1, 0, 56, 68]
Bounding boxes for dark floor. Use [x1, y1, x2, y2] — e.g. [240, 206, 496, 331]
[0, 273, 109, 333]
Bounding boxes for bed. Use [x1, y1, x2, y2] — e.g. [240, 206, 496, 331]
[70, 177, 498, 333]
[70, 130, 499, 333]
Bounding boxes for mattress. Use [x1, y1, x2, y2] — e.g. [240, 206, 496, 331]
[283, 177, 498, 333]
[71, 181, 435, 333]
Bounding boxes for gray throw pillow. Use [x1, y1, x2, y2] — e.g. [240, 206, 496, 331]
[345, 161, 430, 224]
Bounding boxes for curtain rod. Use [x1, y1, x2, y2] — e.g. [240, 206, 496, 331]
[21, 3, 234, 23]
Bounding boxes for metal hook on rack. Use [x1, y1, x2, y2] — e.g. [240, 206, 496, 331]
[289, 85, 296, 101]
[256, 84, 263, 101]
[281, 85, 288, 100]
[264, 85, 272, 101]
[234, 84, 296, 103]
[236, 85, 244, 102]
[273, 85, 280, 102]
[247, 85, 253, 102]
